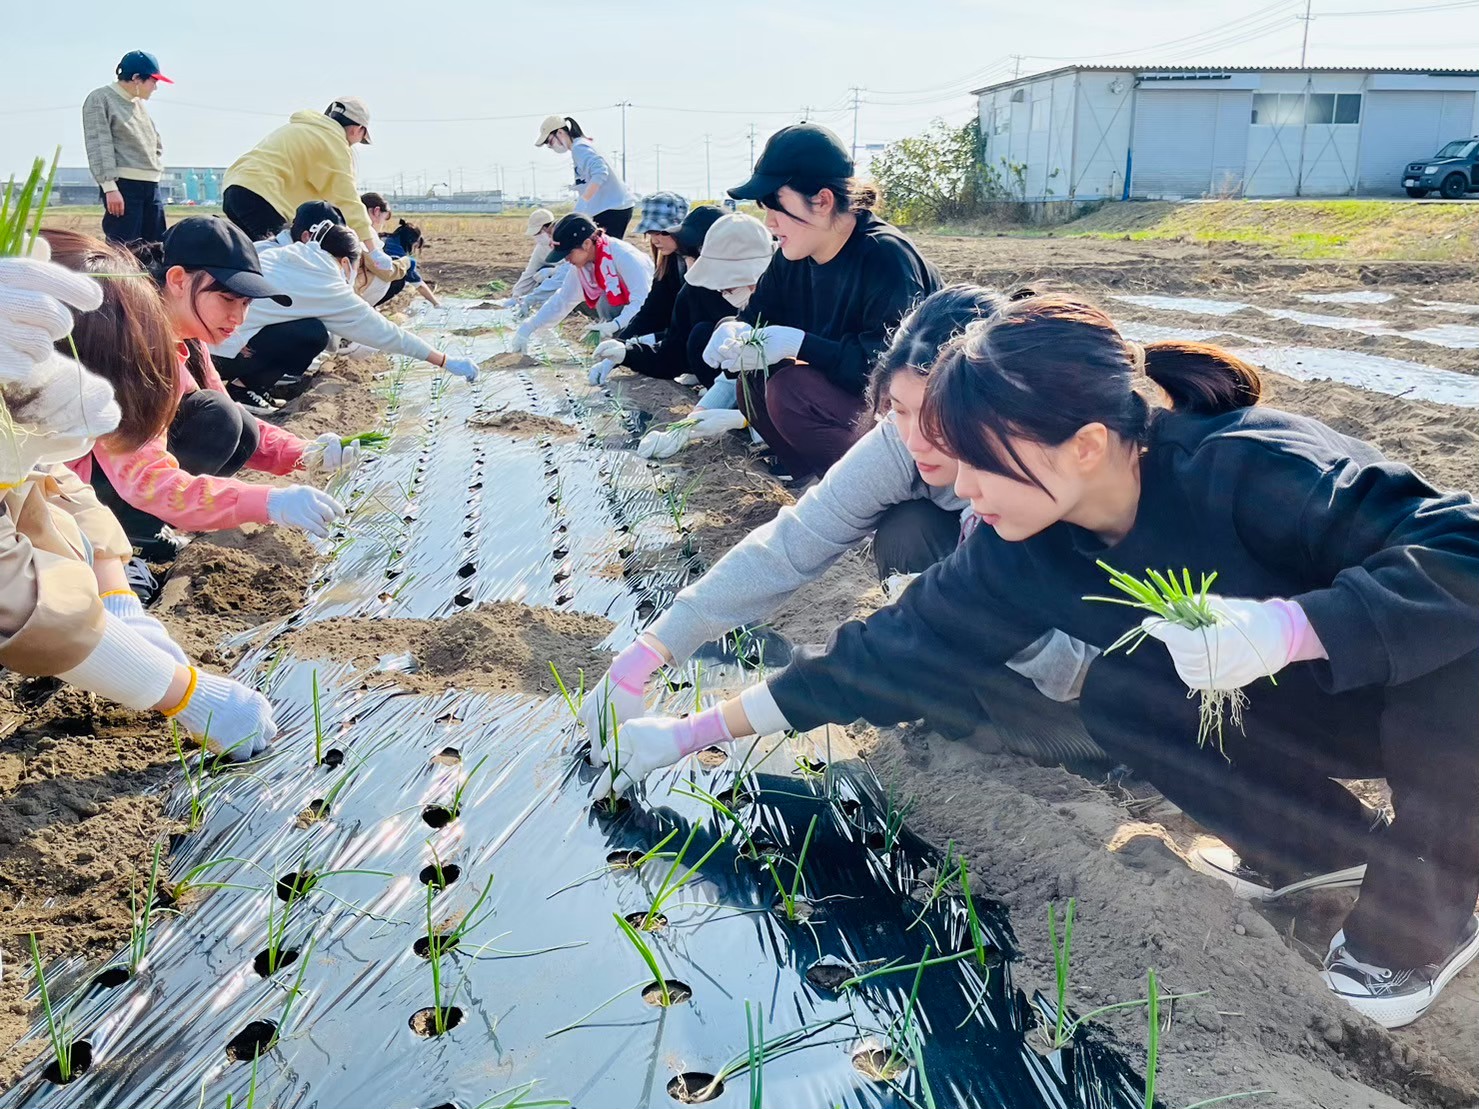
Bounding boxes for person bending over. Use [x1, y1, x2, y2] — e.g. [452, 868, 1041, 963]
[509, 208, 561, 307]
[600, 292, 1479, 1032]
[536, 114, 636, 239]
[703, 123, 940, 481]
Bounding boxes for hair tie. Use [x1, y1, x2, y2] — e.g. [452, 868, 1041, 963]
[308, 220, 334, 244]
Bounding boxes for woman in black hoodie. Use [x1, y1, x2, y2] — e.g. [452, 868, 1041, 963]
[603, 293, 1479, 1032]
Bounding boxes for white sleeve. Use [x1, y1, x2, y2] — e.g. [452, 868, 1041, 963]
[612, 253, 653, 332]
[311, 278, 436, 361]
[59, 614, 178, 710]
[522, 267, 585, 333]
[511, 242, 549, 298]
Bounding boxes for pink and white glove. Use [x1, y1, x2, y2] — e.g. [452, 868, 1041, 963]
[583, 639, 665, 763]
[1141, 596, 1326, 692]
[606, 705, 734, 795]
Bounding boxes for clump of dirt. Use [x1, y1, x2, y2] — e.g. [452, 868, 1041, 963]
[468, 410, 579, 439]
[481, 352, 539, 371]
[273, 602, 614, 697]
[152, 526, 316, 665]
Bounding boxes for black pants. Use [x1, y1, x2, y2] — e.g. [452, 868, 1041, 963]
[376, 278, 408, 306]
[1080, 649, 1479, 969]
[871, 499, 960, 578]
[100, 179, 166, 246]
[223, 185, 287, 240]
[94, 390, 260, 558]
[593, 207, 633, 240]
[212, 318, 329, 392]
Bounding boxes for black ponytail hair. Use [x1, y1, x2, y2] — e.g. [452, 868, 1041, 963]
[922, 294, 1262, 493]
[562, 116, 588, 140]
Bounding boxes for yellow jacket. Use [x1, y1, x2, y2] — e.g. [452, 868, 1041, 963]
[0, 466, 132, 675]
[224, 111, 376, 243]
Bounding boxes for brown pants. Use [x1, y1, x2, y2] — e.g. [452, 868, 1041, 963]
[735, 363, 866, 481]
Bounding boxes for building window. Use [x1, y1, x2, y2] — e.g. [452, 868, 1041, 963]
[1031, 98, 1049, 132]
[1252, 91, 1362, 126]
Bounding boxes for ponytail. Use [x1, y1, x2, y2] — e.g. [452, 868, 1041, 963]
[922, 294, 1263, 493]
[563, 116, 587, 140]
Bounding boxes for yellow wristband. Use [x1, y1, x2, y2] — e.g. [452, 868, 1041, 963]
[99, 589, 136, 600]
[161, 667, 199, 719]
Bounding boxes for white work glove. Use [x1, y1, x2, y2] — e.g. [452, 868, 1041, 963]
[303, 433, 361, 477]
[702, 319, 753, 369]
[443, 356, 480, 382]
[0, 246, 104, 383]
[753, 325, 805, 365]
[588, 320, 621, 340]
[102, 591, 188, 665]
[266, 485, 344, 538]
[587, 358, 616, 386]
[510, 326, 532, 355]
[582, 639, 665, 763]
[603, 707, 734, 796]
[637, 408, 749, 459]
[593, 339, 626, 365]
[174, 670, 279, 762]
[717, 324, 804, 374]
[1141, 596, 1311, 692]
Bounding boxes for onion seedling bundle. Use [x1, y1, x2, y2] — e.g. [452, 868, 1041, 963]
[340, 431, 390, 449]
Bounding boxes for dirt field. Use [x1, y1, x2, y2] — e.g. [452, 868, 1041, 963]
[4, 207, 1478, 1105]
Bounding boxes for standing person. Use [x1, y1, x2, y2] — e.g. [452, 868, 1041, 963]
[606, 293, 1479, 1031]
[223, 98, 387, 260]
[509, 214, 652, 354]
[535, 115, 636, 238]
[82, 50, 171, 246]
[704, 123, 940, 482]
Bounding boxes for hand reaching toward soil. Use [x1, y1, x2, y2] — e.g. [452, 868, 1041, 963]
[582, 639, 665, 762]
[637, 408, 748, 459]
[267, 486, 344, 538]
[174, 670, 279, 762]
[604, 706, 733, 795]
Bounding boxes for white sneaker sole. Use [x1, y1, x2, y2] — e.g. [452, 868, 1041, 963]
[1186, 848, 1366, 902]
[1325, 918, 1479, 1030]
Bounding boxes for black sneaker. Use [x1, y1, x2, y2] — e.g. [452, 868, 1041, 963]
[227, 383, 282, 416]
[268, 374, 314, 402]
[1322, 914, 1479, 1029]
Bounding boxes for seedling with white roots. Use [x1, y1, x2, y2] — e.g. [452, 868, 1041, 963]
[613, 912, 678, 1007]
[419, 874, 494, 1035]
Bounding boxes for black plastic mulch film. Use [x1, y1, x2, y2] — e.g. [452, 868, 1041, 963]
[3, 303, 1151, 1109]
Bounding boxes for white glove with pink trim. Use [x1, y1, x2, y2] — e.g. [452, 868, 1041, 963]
[605, 706, 734, 795]
[582, 639, 665, 761]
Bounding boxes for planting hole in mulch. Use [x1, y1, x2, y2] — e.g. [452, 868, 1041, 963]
[594, 796, 632, 820]
[320, 748, 345, 769]
[294, 799, 330, 828]
[625, 910, 668, 933]
[805, 956, 855, 992]
[605, 849, 645, 869]
[851, 1040, 910, 1082]
[866, 831, 888, 851]
[431, 747, 461, 766]
[695, 746, 728, 769]
[453, 589, 475, 608]
[41, 1041, 92, 1085]
[740, 833, 779, 861]
[422, 804, 456, 828]
[839, 798, 862, 819]
[413, 932, 461, 959]
[775, 897, 815, 922]
[420, 862, 461, 889]
[409, 1006, 464, 1037]
[667, 1072, 723, 1104]
[276, 871, 315, 901]
[797, 756, 827, 775]
[94, 966, 130, 989]
[715, 785, 753, 809]
[457, 562, 477, 579]
[642, 979, 693, 1006]
[252, 947, 300, 978]
[225, 1020, 277, 1062]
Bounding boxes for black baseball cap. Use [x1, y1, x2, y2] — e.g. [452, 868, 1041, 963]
[117, 50, 172, 84]
[162, 218, 292, 305]
[289, 200, 347, 240]
[674, 204, 724, 257]
[543, 213, 598, 265]
[728, 123, 853, 201]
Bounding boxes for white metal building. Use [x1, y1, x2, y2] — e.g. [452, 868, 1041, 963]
[972, 66, 1479, 200]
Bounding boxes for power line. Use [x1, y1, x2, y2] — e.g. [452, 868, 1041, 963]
[1024, 0, 1302, 62]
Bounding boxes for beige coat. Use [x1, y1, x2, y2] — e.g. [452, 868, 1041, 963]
[0, 466, 133, 676]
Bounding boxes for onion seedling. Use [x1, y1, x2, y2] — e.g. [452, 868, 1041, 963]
[472, 1083, 571, 1109]
[878, 943, 932, 1080]
[779, 815, 819, 922]
[171, 722, 220, 831]
[613, 912, 674, 1006]
[128, 843, 165, 975]
[882, 785, 914, 853]
[0, 150, 58, 258]
[27, 934, 76, 1083]
[906, 840, 960, 931]
[678, 1012, 853, 1104]
[421, 875, 491, 1035]
[637, 822, 728, 932]
[341, 430, 390, 449]
[311, 670, 325, 766]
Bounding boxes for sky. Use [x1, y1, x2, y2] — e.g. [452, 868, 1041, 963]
[6, 0, 1478, 203]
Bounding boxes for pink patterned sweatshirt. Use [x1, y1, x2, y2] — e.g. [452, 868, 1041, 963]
[70, 342, 308, 532]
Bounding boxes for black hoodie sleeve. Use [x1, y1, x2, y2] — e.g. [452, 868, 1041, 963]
[765, 530, 1050, 734]
[617, 260, 680, 341]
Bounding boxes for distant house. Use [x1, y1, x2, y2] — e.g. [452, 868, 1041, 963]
[972, 65, 1479, 200]
[41, 166, 229, 206]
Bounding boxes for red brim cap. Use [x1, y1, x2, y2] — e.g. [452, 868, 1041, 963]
[152, 73, 174, 84]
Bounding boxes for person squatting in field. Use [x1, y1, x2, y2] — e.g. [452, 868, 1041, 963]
[509, 213, 654, 354]
[0, 240, 278, 762]
[50, 219, 351, 562]
[702, 123, 941, 482]
[592, 292, 1479, 1032]
[536, 114, 637, 239]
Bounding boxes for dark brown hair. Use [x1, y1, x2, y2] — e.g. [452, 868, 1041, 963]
[759, 176, 880, 223]
[923, 294, 1262, 492]
[360, 191, 389, 213]
[41, 229, 179, 451]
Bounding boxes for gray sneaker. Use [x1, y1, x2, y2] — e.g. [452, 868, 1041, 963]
[1321, 914, 1479, 1029]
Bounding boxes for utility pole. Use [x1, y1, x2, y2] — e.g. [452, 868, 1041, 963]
[748, 123, 757, 169]
[528, 162, 536, 202]
[800, 104, 813, 122]
[704, 134, 712, 199]
[1299, 0, 1313, 67]
[617, 99, 631, 180]
[849, 87, 863, 162]
[1011, 54, 1024, 79]
[654, 145, 661, 190]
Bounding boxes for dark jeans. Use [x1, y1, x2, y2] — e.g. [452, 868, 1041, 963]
[734, 363, 867, 481]
[1080, 648, 1479, 969]
[375, 278, 408, 306]
[223, 185, 287, 240]
[871, 499, 960, 578]
[100, 179, 166, 246]
[94, 390, 260, 558]
[593, 207, 633, 240]
[212, 318, 329, 392]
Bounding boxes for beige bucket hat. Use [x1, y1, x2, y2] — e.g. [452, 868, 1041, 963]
[683, 214, 775, 291]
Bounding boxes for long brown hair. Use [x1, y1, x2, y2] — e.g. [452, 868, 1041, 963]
[923, 294, 1262, 492]
[41, 229, 179, 451]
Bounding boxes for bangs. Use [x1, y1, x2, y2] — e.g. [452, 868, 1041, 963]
[922, 343, 1050, 491]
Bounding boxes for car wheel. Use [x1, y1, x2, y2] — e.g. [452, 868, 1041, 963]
[1405, 187, 1430, 198]
[1440, 173, 1467, 199]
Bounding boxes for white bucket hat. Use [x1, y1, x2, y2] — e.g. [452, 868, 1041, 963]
[524, 208, 555, 237]
[683, 214, 775, 291]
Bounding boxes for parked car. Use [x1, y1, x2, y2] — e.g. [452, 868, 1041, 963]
[1403, 138, 1479, 199]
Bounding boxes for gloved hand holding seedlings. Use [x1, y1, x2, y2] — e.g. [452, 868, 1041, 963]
[441, 355, 480, 382]
[302, 433, 362, 477]
[588, 319, 621, 340]
[637, 408, 749, 460]
[1142, 594, 1326, 692]
[717, 324, 804, 374]
[593, 338, 627, 365]
[266, 485, 344, 538]
[701, 319, 752, 370]
[583, 637, 669, 762]
[602, 705, 736, 796]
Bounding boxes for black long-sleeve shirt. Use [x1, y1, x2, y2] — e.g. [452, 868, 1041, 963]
[739, 211, 940, 396]
[623, 283, 732, 382]
[768, 405, 1479, 735]
[617, 256, 684, 342]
